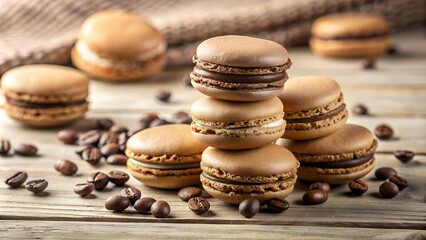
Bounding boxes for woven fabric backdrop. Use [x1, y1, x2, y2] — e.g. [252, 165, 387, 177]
[0, 0, 425, 75]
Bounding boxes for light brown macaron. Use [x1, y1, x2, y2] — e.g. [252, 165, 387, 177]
[278, 76, 348, 140]
[310, 13, 390, 58]
[191, 35, 291, 101]
[201, 144, 299, 204]
[277, 124, 378, 184]
[126, 124, 208, 189]
[191, 97, 286, 150]
[1, 64, 89, 127]
[72, 10, 166, 81]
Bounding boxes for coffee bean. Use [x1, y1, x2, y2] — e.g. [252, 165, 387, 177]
[98, 132, 119, 147]
[348, 179, 368, 195]
[106, 154, 128, 165]
[96, 118, 114, 130]
[303, 190, 328, 205]
[105, 195, 130, 212]
[389, 175, 408, 190]
[139, 113, 159, 128]
[110, 125, 128, 135]
[108, 170, 129, 186]
[266, 198, 290, 213]
[57, 129, 79, 144]
[54, 159, 78, 176]
[375, 167, 397, 180]
[188, 197, 210, 215]
[150, 200, 170, 218]
[379, 182, 399, 198]
[118, 132, 128, 152]
[170, 111, 192, 124]
[73, 183, 95, 197]
[183, 73, 192, 87]
[0, 139, 11, 155]
[81, 147, 102, 165]
[156, 90, 171, 102]
[394, 150, 415, 163]
[79, 130, 101, 146]
[87, 172, 109, 190]
[149, 118, 169, 128]
[178, 186, 202, 201]
[5, 171, 27, 188]
[121, 187, 141, 205]
[25, 179, 48, 193]
[100, 143, 120, 157]
[352, 104, 369, 116]
[239, 198, 260, 218]
[14, 143, 38, 156]
[361, 58, 376, 69]
[134, 197, 156, 214]
[75, 145, 92, 157]
[309, 182, 331, 193]
[375, 124, 394, 140]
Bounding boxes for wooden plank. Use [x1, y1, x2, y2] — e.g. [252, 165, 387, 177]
[0, 220, 425, 240]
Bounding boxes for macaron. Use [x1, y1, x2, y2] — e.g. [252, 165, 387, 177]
[190, 35, 291, 102]
[191, 96, 286, 150]
[278, 76, 348, 140]
[277, 124, 378, 184]
[200, 144, 299, 204]
[126, 124, 208, 189]
[310, 13, 390, 58]
[71, 10, 166, 81]
[1, 64, 89, 127]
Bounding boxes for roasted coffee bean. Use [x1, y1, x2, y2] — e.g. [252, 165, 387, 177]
[183, 73, 192, 87]
[379, 182, 399, 198]
[389, 175, 408, 190]
[239, 198, 260, 218]
[375, 167, 397, 180]
[73, 183, 95, 197]
[134, 197, 156, 214]
[98, 131, 119, 147]
[170, 111, 192, 124]
[178, 186, 202, 201]
[361, 58, 376, 69]
[0, 139, 11, 155]
[121, 187, 141, 205]
[82, 147, 102, 165]
[150, 200, 170, 218]
[87, 172, 109, 190]
[117, 132, 128, 147]
[105, 195, 130, 212]
[106, 154, 128, 165]
[108, 170, 129, 186]
[5, 171, 27, 188]
[75, 145, 92, 157]
[139, 113, 159, 128]
[266, 198, 290, 213]
[352, 104, 369, 116]
[394, 150, 415, 163]
[375, 124, 394, 140]
[188, 197, 210, 215]
[96, 118, 114, 130]
[100, 143, 120, 157]
[79, 130, 101, 146]
[14, 143, 38, 156]
[54, 159, 78, 176]
[303, 190, 328, 205]
[57, 129, 79, 144]
[156, 90, 171, 102]
[348, 179, 368, 195]
[110, 125, 128, 134]
[25, 179, 48, 193]
[309, 182, 331, 193]
[149, 118, 169, 128]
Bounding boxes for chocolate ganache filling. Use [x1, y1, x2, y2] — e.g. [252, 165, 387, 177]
[286, 104, 346, 123]
[202, 172, 267, 185]
[6, 97, 86, 109]
[302, 153, 374, 169]
[192, 66, 287, 83]
[313, 32, 389, 41]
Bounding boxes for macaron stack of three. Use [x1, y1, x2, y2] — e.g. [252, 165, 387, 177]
[190, 35, 299, 204]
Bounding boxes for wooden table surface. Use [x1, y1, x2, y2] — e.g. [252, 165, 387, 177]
[1, 29, 425, 239]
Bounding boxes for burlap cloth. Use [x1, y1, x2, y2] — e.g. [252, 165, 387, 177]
[0, 0, 425, 75]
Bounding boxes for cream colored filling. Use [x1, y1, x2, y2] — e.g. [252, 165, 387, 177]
[75, 41, 166, 67]
[194, 119, 285, 131]
[129, 158, 200, 170]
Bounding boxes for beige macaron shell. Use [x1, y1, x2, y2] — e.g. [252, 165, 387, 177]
[126, 124, 207, 157]
[1, 65, 88, 96]
[281, 124, 375, 155]
[192, 97, 283, 122]
[311, 13, 389, 38]
[80, 10, 164, 57]
[196, 35, 288, 67]
[279, 76, 341, 112]
[202, 145, 298, 176]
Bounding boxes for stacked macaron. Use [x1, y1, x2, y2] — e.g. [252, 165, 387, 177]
[276, 76, 377, 184]
[190, 35, 299, 204]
